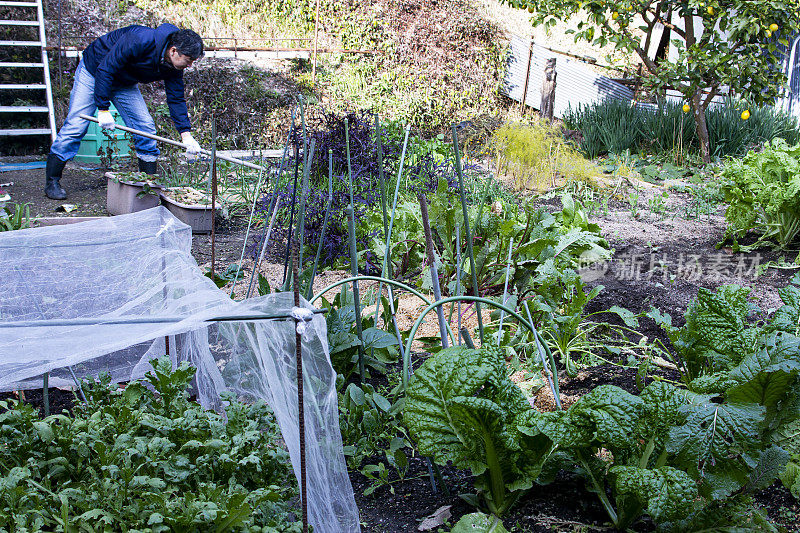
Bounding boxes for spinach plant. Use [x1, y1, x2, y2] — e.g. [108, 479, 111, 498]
[0, 357, 302, 532]
[339, 381, 412, 496]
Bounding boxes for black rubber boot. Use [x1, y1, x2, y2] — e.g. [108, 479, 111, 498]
[138, 159, 158, 175]
[44, 153, 67, 200]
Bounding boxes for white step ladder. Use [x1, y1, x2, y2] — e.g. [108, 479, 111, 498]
[0, 0, 57, 140]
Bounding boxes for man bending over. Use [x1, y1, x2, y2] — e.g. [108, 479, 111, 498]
[45, 24, 203, 200]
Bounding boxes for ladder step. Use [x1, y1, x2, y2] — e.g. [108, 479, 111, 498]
[0, 105, 48, 112]
[0, 20, 38, 25]
[0, 128, 51, 136]
[0, 1, 38, 5]
[0, 40, 43, 46]
[0, 83, 46, 89]
[0, 62, 44, 67]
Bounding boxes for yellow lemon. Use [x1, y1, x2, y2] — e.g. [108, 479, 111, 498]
[766, 30, 772, 38]
[741, 110, 751, 120]
[682, 103, 690, 113]
[627, 5, 633, 10]
[707, 6, 714, 15]
[612, 11, 619, 19]
[769, 23, 779, 32]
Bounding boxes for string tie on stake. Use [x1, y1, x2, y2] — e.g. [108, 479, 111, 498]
[291, 307, 315, 335]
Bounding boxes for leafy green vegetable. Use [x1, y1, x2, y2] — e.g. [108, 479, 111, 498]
[720, 138, 800, 250]
[449, 512, 508, 533]
[404, 346, 555, 516]
[0, 357, 301, 532]
[653, 282, 800, 506]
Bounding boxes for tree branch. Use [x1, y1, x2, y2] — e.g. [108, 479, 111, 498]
[600, 19, 658, 73]
[646, 6, 685, 39]
[702, 85, 720, 110]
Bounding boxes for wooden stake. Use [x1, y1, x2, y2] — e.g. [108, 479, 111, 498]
[520, 40, 534, 115]
[312, 0, 320, 87]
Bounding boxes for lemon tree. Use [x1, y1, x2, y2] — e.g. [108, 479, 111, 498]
[503, 0, 800, 162]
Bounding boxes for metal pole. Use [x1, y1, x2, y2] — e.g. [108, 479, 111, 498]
[0, 309, 328, 328]
[292, 241, 309, 533]
[79, 114, 266, 171]
[210, 117, 217, 280]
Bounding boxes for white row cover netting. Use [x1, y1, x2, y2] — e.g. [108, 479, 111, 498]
[0, 206, 359, 533]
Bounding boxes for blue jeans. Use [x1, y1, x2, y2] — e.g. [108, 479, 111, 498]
[50, 60, 159, 163]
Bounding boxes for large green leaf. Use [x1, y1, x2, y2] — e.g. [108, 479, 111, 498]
[404, 346, 554, 514]
[611, 465, 698, 525]
[769, 284, 800, 335]
[668, 399, 765, 499]
[565, 385, 644, 454]
[726, 333, 800, 413]
[404, 347, 492, 466]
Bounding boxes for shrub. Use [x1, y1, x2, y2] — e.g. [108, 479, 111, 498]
[491, 121, 601, 191]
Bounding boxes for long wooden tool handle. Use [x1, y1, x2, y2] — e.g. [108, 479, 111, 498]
[79, 113, 265, 171]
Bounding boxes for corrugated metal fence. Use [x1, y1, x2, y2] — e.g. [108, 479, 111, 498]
[502, 34, 633, 118]
[777, 33, 800, 118]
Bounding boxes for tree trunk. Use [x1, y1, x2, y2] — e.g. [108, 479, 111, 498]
[692, 92, 711, 163]
[540, 58, 557, 121]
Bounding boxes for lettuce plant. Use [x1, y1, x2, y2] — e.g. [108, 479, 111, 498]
[720, 138, 800, 250]
[404, 345, 556, 516]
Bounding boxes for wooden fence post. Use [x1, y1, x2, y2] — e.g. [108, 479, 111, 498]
[540, 57, 557, 121]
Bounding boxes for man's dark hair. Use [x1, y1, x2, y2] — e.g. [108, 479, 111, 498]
[169, 29, 204, 59]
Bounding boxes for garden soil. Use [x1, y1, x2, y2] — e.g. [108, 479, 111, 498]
[3, 162, 799, 531]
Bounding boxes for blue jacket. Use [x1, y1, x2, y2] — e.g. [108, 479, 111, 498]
[83, 24, 191, 133]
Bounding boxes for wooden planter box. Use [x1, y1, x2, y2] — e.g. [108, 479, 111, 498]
[105, 173, 161, 216]
[159, 187, 219, 234]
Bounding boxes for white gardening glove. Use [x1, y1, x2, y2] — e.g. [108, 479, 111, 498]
[97, 110, 115, 130]
[181, 132, 202, 159]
